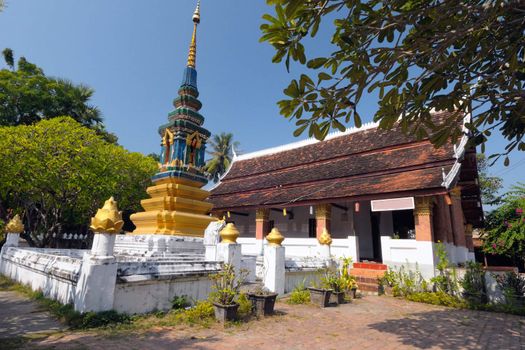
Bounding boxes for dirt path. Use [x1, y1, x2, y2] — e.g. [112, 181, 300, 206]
[0, 291, 64, 339]
[16, 296, 525, 350]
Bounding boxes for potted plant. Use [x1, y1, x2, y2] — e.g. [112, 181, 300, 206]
[321, 269, 346, 305]
[340, 257, 358, 299]
[379, 270, 396, 296]
[209, 264, 247, 322]
[247, 285, 278, 317]
[308, 270, 333, 307]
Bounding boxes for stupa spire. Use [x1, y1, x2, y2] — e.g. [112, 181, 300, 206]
[186, 1, 200, 68]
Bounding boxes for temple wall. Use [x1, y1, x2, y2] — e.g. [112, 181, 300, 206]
[269, 207, 310, 238]
[232, 211, 255, 237]
[0, 247, 82, 305]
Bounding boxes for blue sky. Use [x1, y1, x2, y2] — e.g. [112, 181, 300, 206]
[0, 0, 523, 194]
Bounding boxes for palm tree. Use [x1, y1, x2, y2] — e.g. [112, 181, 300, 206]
[205, 132, 239, 183]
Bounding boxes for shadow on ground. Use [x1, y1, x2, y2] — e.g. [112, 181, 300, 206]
[368, 308, 524, 349]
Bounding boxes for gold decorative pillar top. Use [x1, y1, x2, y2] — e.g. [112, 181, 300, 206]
[186, 1, 200, 68]
[414, 197, 434, 216]
[315, 203, 331, 220]
[449, 186, 462, 199]
[266, 227, 284, 246]
[90, 197, 124, 234]
[5, 214, 24, 234]
[255, 208, 270, 221]
[318, 228, 333, 245]
[220, 223, 239, 244]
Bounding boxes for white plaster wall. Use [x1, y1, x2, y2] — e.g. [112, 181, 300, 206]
[113, 277, 213, 314]
[0, 247, 81, 305]
[354, 201, 373, 258]
[380, 237, 437, 279]
[284, 270, 321, 293]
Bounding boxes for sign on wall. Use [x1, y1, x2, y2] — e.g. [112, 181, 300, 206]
[371, 197, 415, 212]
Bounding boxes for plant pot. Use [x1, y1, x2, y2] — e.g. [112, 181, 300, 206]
[247, 293, 278, 317]
[213, 302, 239, 322]
[330, 291, 345, 305]
[349, 288, 357, 299]
[308, 287, 333, 308]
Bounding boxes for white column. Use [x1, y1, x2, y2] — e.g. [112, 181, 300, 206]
[217, 242, 242, 278]
[74, 231, 118, 313]
[263, 245, 285, 295]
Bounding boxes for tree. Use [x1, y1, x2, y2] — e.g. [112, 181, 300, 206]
[477, 154, 503, 206]
[0, 48, 117, 143]
[205, 133, 239, 183]
[0, 117, 157, 247]
[483, 183, 525, 270]
[260, 1, 525, 163]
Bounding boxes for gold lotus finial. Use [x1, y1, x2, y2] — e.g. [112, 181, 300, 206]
[90, 197, 124, 234]
[318, 228, 332, 246]
[266, 227, 285, 247]
[220, 223, 239, 244]
[5, 214, 24, 234]
[187, 1, 200, 68]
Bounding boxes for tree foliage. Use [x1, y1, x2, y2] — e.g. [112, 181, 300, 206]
[0, 49, 117, 143]
[205, 132, 239, 183]
[477, 153, 503, 206]
[0, 117, 157, 247]
[483, 183, 525, 268]
[260, 0, 525, 162]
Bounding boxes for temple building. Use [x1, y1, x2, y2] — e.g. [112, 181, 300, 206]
[208, 113, 483, 281]
[131, 1, 216, 237]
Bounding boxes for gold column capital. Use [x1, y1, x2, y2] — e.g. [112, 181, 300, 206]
[414, 197, 434, 217]
[255, 208, 270, 221]
[449, 186, 462, 199]
[90, 197, 124, 234]
[318, 228, 333, 245]
[315, 203, 331, 220]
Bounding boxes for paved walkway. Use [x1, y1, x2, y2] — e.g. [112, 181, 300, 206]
[2, 293, 524, 349]
[0, 291, 64, 338]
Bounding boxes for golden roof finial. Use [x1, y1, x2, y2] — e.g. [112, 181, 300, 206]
[5, 214, 24, 234]
[187, 1, 200, 68]
[90, 197, 124, 234]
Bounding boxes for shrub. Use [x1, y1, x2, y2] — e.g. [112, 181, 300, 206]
[171, 295, 190, 310]
[180, 300, 214, 324]
[430, 243, 459, 295]
[237, 293, 253, 317]
[406, 292, 466, 308]
[209, 264, 248, 306]
[496, 271, 525, 307]
[461, 261, 486, 305]
[287, 282, 310, 304]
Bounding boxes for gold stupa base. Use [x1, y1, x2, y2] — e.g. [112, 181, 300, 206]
[130, 177, 216, 237]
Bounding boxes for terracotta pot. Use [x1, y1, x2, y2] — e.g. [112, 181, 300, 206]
[308, 287, 333, 308]
[350, 288, 357, 299]
[213, 302, 239, 322]
[330, 291, 345, 305]
[247, 293, 278, 317]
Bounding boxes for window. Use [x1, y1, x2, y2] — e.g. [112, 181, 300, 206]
[308, 218, 317, 238]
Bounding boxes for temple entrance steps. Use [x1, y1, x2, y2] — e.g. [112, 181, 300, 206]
[350, 262, 387, 295]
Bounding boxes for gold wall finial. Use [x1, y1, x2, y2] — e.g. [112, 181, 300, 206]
[266, 227, 285, 246]
[90, 197, 124, 234]
[5, 214, 24, 234]
[187, 1, 200, 68]
[220, 223, 239, 244]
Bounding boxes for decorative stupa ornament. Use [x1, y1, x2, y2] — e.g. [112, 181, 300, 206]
[131, 1, 216, 237]
[266, 227, 285, 247]
[219, 223, 240, 244]
[318, 228, 333, 246]
[5, 214, 24, 234]
[90, 197, 124, 234]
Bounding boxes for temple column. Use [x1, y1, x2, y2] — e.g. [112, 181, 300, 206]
[315, 204, 332, 240]
[255, 208, 270, 256]
[433, 196, 453, 244]
[414, 197, 434, 241]
[316, 204, 332, 261]
[449, 187, 468, 262]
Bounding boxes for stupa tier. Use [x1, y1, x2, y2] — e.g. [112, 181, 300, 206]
[131, 2, 216, 237]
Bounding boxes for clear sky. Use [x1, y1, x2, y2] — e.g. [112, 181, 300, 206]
[0, 0, 523, 194]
